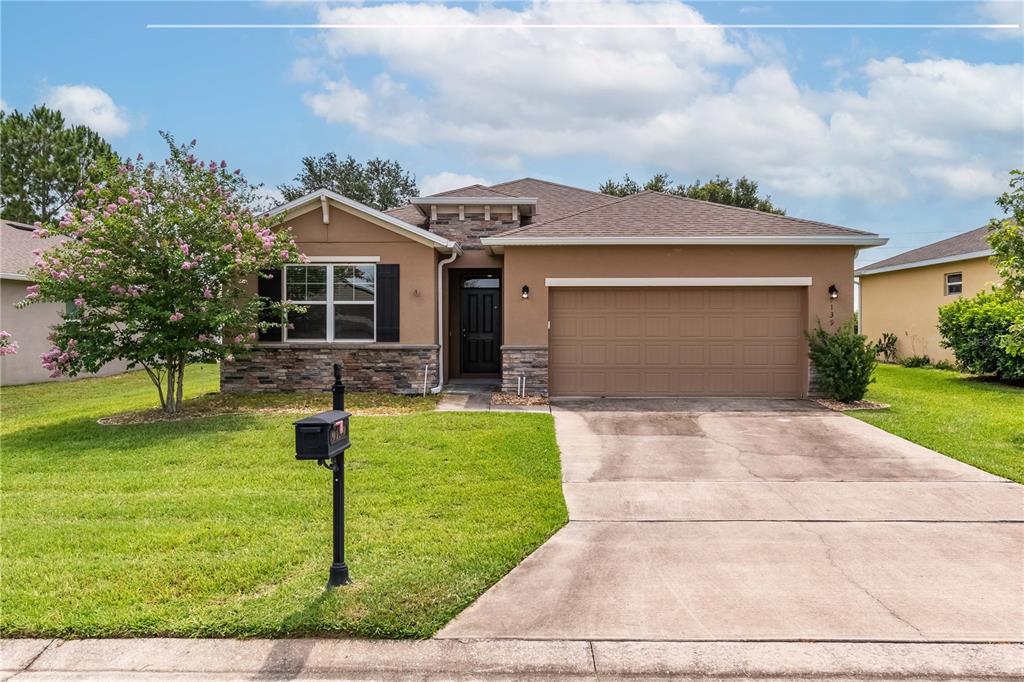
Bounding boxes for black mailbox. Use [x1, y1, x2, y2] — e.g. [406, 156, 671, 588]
[294, 410, 351, 460]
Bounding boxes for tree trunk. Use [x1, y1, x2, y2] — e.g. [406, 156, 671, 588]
[175, 356, 185, 410]
[165, 358, 178, 414]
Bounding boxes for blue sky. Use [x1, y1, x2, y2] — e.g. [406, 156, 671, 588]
[2, 1, 1022, 265]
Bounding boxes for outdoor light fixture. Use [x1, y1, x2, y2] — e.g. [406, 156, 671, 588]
[828, 284, 839, 300]
[521, 285, 530, 299]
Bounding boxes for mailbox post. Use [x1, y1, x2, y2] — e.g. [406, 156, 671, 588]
[294, 363, 352, 588]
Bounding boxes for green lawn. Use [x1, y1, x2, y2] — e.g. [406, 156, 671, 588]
[850, 364, 1024, 484]
[0, 366, 567, 638]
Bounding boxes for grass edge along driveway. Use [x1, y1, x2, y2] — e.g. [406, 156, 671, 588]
[849, 364, 1024, 484]
[1, 366, 568, 638]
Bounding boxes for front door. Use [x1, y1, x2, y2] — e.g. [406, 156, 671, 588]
[460, 276, 501, 374]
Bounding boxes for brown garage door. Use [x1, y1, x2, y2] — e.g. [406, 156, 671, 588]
[549, 287, 805, 397]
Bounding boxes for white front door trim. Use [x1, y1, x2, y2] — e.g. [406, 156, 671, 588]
[544, 277, 813, 287]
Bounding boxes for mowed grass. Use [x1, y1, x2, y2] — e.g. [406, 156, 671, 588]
[0, 366, 567, 638]
[850, 364, 1024, 484]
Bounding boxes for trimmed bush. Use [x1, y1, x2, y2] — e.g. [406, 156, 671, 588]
[938, 289, 1024, 381]
[899, 355, 931, 368]
[807, 320, 877, 402]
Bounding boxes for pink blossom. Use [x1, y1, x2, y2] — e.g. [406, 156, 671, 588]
[181, 261, 193, 270]
[117, 196, 129, 205]
[180, 243, 190, 256]
[233, 334, 245, 343]
[203, 287, 213, 299]
[169, 311, 184, 322]
[198, 334, 209, 342]
[279, 250, 289, 259]
[74, 296, 85, 306]
[221, 243, 233, 252]
[25, 284, 40, 299]
[75, 189, 86, 198]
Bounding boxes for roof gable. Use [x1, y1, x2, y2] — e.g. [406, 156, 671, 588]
[266, 189, 460, 252]
[857, 226, 993, 275]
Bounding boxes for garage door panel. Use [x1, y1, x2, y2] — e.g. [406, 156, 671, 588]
[644, 343, 672, 365]
[548, 287, 805, 397]
[615, 344, 642, 365]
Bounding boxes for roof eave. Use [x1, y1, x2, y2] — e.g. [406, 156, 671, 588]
[856, 249, 994, 276]
[482, 235, 888, 254]
[263, 189, 460, 253]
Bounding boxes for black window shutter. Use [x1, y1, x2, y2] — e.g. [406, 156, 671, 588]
[376, 264, 400, 342]
[257, 269, 283, 342]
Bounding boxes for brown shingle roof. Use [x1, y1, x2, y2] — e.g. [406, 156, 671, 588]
[493, 190, 877, 240]
[432, 184, 515, 198]
[384, 176, 617, 232]
[856, 226, 993, 275]
[2, 220, 64, 279]
[489, 177, 615, 223]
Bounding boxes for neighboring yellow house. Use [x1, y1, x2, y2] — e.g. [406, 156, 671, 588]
[856, 226, 1001, 363]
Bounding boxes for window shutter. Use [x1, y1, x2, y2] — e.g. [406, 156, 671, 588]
[376, 264, 400, 342]
[257, 269, 283, 342]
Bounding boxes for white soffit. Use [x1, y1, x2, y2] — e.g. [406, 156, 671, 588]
[544, 277, 813, 287]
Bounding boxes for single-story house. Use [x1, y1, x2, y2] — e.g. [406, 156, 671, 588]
[856, 226, 1000, 362]
[0, 220, 126, 385]
[221, 179, 886, 397]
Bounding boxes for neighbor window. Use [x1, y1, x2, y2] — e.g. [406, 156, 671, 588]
[945, 272, 963, 296]
[285, 264, 375, 341]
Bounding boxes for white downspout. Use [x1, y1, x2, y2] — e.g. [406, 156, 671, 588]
[431, 250, 459, 394]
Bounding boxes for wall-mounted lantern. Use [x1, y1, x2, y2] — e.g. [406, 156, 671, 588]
[828, 284, 839, 300]
[521, 285, 530, 299]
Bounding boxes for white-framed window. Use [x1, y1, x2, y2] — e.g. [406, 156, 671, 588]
[945, 272, 963, 296]
[284, 264, 376, 342]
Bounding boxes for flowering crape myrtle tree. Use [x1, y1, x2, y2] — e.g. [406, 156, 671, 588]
[18, 133, 305, 412]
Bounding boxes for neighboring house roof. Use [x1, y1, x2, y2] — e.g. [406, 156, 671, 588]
[265, 189, 461, 253]
[482, 191, 885, 250]
[856, 226, 994, 276]
[1, 220, 64, 281]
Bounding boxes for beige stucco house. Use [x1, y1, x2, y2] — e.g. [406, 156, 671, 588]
[1, 220, 127, 385]
[856, 226, 1000, 363]
[221, 179, 886, 398]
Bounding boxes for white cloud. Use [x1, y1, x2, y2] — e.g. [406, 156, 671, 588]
[300, 1, 1023, 201]
[420, 172, 492, 196]
[912, 164, 1008, 198]
[41, 84, 131, 137]
[976, 1, 1024, 40]
[289, 57, 320, 83]
[0, 99, 8, 113]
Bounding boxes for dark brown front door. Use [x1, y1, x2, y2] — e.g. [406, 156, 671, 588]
[460, 277, 501, 374]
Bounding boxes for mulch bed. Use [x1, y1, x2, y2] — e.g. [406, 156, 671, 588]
[491, 392, 549, 406]
[813, 397, 890, 412]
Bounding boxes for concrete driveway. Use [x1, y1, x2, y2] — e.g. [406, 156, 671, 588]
[438, 399, 1024, 642]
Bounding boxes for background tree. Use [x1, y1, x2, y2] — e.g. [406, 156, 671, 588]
[599, 173, 785, 215]
[278, 153, 418, 210]
[17, 134, 304, 413]
[986, 168, 1024, 355]
[1, 105, 118, 223]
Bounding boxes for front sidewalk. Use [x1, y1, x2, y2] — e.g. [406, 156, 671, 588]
[4, 638, 1023, 680]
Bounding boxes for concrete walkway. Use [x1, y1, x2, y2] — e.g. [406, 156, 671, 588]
[439, 398, 1024, 642]
[4, 638, 1023, 680]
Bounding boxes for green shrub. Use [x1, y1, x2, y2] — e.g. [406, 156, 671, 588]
[932, 360, 956, 371]
[873, 332, 899, 362]
[938, 289, 1024, 381]
[899, 355, 931, 368]
[807, 320, 877, 402]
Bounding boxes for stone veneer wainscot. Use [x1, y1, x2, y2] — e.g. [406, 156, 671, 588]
[501, 345, 549, 397]
[221, 344, 439, 394]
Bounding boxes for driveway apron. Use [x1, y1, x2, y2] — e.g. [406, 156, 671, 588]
[438, 398, 1024, 641]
